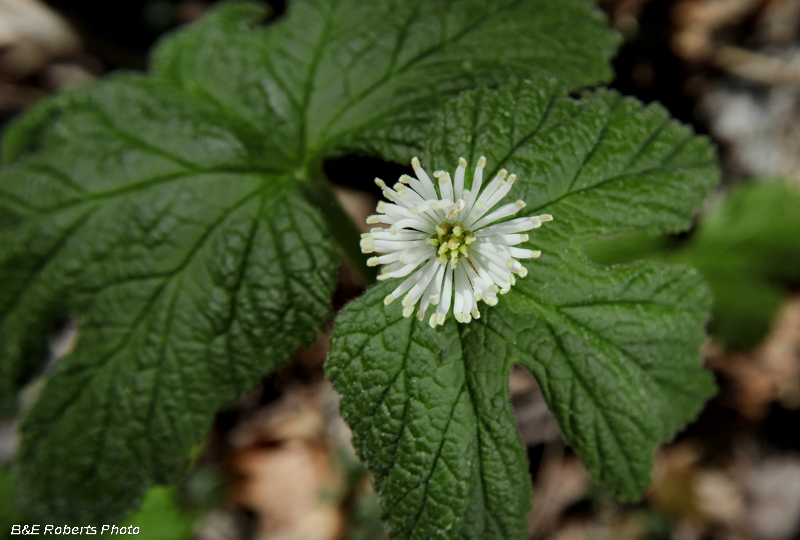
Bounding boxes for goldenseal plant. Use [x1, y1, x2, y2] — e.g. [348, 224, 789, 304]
[0, 1, 720, 538]
[360, 156, 552, 327]
[327, 82, 719, 540]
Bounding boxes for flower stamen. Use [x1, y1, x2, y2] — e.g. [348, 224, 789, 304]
[362, 155, 552, 326]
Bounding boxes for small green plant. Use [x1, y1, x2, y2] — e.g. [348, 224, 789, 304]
[0, 1, 720, 537]
[586, 180, 800, 350]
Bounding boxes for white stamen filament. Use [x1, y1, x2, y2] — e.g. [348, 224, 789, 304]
[365, 156, 552, 326]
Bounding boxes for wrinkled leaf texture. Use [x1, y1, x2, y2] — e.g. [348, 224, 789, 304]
[327, 79, 719, 540]
[0, 0, 619, 523]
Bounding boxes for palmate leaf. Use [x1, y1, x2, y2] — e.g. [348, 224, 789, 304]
[326, 80, 718, 539]
[0, 0, 619, 523]
[2, 77, 340, 521]
[149, 0, 619, 163]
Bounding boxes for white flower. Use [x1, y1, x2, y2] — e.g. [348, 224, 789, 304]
[360, 156, 552, 328]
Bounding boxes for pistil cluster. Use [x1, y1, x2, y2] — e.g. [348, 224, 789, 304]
[429, 221, 474, 267]
[360, 155, 552, 327]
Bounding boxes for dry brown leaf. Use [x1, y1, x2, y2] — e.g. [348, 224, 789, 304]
[510, 366, 562, 447]
[648, 442, 748, 539]
[334, 186, 378, 235]
[229, 385, 346, 540]
[232, 445, 344, 540]
[529, 453, 591, 539]
[0, 0, 80, 79]
[708, 297, 800, 419]
[672, 0, 757, 61]
[648, 443, 708, 528]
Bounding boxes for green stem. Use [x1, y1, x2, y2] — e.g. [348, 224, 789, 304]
[303, 172, 377, 286]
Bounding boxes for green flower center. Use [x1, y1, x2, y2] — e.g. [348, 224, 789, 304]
[426, 220, 475, 268]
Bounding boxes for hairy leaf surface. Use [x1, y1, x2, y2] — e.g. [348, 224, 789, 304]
[151, 0, 618, 162]
[2, 77, 338, 521]
[0, 0, 620, 523]
[327, 81, 718, 539]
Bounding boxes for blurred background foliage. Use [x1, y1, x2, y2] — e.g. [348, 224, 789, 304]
[1, 0, 800, 539]
[585, 180, 800, 350]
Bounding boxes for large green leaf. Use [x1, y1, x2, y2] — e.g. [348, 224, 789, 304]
[3, 77, 339, 521]
[149, 0, 618, 162]
[0, 0, 620, 523]
[505, 252, 714, 497]
[327, 282, 530, 540]
[425, 79, 715, 247]
[327, 80, 718, 539]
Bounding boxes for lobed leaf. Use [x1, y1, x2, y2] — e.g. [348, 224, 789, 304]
[425, 79, 718, 248]
[149, 0, 619, 162]
[328, 79, 718, 539]
[504, 251, 715, 499]
[2, 77, 338, 521]
[327, 282, 530, 540]
[0, 0, 620, 523]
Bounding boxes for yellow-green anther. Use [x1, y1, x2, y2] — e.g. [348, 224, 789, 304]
[432, 220, 473, 268]
[369, 156, 551, 326]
